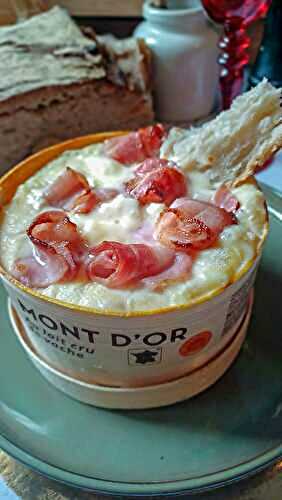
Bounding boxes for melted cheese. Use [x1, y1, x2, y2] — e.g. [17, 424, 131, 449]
[72, 195, 141, 246]
[0, 142, 267, 312]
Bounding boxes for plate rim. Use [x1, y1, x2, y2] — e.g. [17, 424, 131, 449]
[0, 433, 281, 496]
[0, 182, 281, 495]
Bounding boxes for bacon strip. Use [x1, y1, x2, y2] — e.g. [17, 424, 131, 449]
[45, 166, 117, 214]
[87, 241, 174, 288]
[214, 185, 240, 213]
[45, 167, 90, 209]
[72, 188, 118, 214]
[134, 157, 170, 176]
[142, 253, 192, 291]
[139, 124, 166, 158]
[12, 210, 87, 288]
[125, 158, 187, 206]
[104, 124, 166, 165]
[12, 248, 68, 288]
[70, 190, 99, 214]
[155, 198, 236, 252]
[28, 211, 86, 279]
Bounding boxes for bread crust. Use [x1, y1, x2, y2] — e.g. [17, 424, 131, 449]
[162, 80, 282, 187]
[0, 7, 154, 172]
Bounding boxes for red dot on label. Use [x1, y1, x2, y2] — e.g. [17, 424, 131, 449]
[179, 331, 212, 357]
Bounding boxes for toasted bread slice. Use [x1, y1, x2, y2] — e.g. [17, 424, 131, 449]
[162, 79, 282, 187]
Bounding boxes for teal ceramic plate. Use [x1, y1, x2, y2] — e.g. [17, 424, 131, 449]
[0, 184, 281, 496]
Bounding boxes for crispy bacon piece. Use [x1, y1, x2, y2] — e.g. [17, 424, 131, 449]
[103, 124, 166, 165]
[28, 211, 86, 278]
[12, 211, 86, 288]
[87, 241, 174, 288]
[12, 248, 68, 289]
[72, 188, 118, 214]
[45, 167, 89, 209]
[45, 167, 117, 214]
[142, 252, 192, 291]
[139, 124, 166, 157]
[70, 190, 99, 214]
[214, 185, 240, 213]
[125, 158, 187, 206]
[155, 198, 235, 252]
[134, 158, 170, 176]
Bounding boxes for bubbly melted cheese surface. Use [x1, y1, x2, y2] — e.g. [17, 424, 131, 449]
[0, 142, 267, 312]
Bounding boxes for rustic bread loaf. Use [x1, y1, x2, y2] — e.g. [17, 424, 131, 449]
[0, 7, 154, 173]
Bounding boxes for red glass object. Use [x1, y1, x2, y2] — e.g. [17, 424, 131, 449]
[201, 0, 272, 109]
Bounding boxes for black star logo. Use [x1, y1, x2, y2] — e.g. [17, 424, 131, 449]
[131, 350, 159, 364]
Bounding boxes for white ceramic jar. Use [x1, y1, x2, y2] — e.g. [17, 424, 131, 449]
[134, 0, 219, 122]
